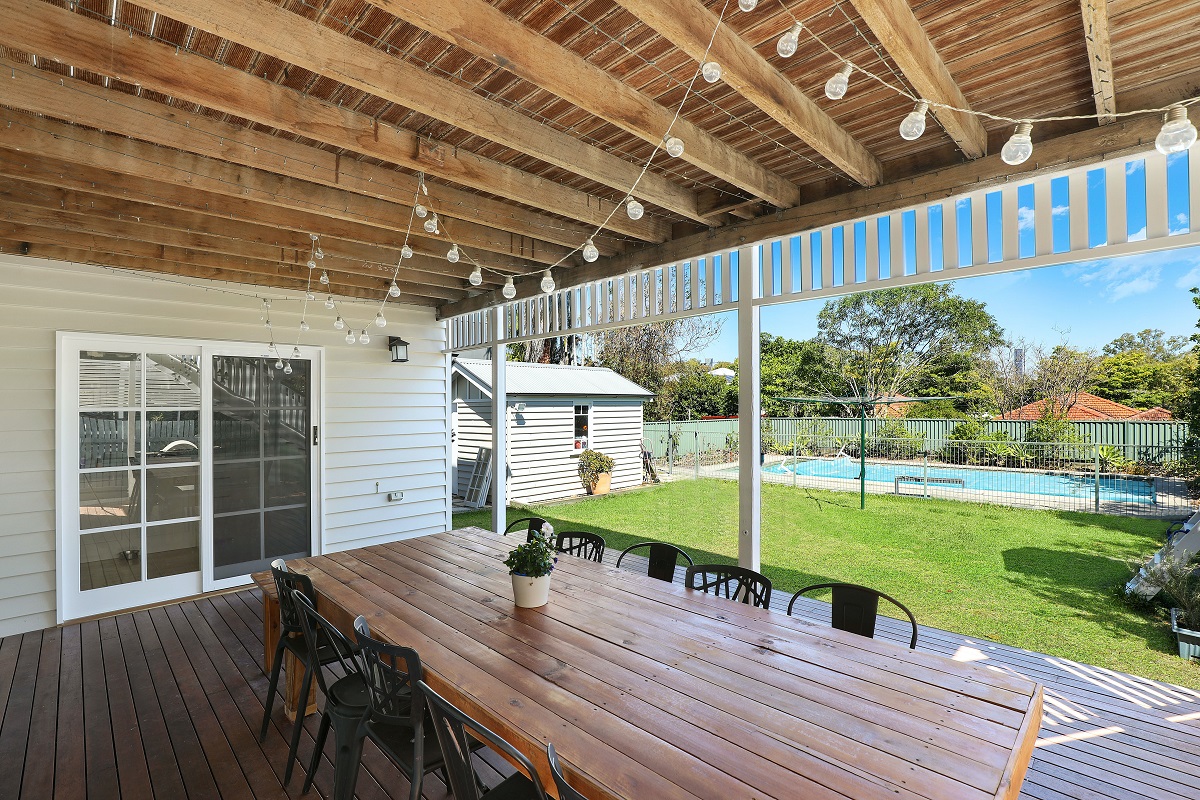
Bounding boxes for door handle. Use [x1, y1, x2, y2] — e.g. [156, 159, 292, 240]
[312, 425, 319, 446]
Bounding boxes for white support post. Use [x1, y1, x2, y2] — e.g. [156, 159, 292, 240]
[491, 307, 507, 535]
[737, 246, 761, 572]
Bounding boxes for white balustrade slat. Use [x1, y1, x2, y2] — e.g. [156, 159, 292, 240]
[1145, 152, 1169, 240]
[942, 200, 958, 269]
[779, 238, 793, 294]
[1034, 179, 1053, 256]
[844, 226, 857, 284]
[1106, 161, 1128, 245]
[915, 210, 931, 274]
[1191, 150, 1200, 233]
[1069, 170, 1089, 251]
[889, 212, 905, 276]
[971, 194, 988, 266]
[864, 221, 879, 281]
[821, 230, 834, 290]
[1001, 186, 1019, 261]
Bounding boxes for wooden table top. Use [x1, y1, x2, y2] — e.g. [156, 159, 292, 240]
[253, 527, 1042, 800]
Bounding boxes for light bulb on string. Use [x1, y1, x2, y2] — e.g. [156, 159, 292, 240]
[400, 245, 413, 260]
[625, 197, 644, 220]
[423, 214, 439, 234]
[325, 295, 335, 309]
[359, 329, 370, 345]
[306, 258, 317, 270]
[899, 101, 929, 141]
[334, 315, 346, 330]
[824, 63, 853, 100]
[502, 276, 517, 299]
[388, 281, 402, 298]
[300, 320, 310, 333]
[447, 244, 460, 263]
[305, 291, 315, 301]
[292, 346, 301, 359]
[319, 270, 330, 285]
[314, 248, 323, 260]
[283, 361, 293, 375]
[414, 203, 428, 218]
[664, 137, 685, 158]
[375, 312, 387, 328]
[540, 270, 555, 294]
[275, 358, 284, 370]
[468, 266, 483, 286]
[263, 317, 272, 328]
[582, 238, 599, 262]
[738, 0, 757, 10]
[1156, 105, 1198, 154]
[345, 329, 356, 344]
[1001, 122, 1034, 165]
[701, 61, 722, 83]
[777, 23, 802, 58]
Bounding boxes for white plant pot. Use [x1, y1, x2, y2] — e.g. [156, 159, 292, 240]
[511, 573, 551, 608]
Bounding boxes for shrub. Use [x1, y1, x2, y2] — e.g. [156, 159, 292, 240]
[577, 449, 614, 489]
[1133, 551, 1200, 630]
[870, 419, 925, 459]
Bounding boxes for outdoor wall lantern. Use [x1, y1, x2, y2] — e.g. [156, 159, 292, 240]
[388, 336, 410, 363]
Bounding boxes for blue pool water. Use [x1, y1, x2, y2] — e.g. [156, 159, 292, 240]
[762, 458, 1155, 504]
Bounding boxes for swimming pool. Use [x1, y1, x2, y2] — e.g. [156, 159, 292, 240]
[762, 457, 1156, 504]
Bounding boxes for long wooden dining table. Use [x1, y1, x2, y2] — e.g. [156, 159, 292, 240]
[253, 526, 1043, 800]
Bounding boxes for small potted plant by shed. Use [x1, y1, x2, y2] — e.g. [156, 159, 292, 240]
[578, 449, 614, 495]
[1137, 551, 1200, 660]
[504, 530, 556, 608]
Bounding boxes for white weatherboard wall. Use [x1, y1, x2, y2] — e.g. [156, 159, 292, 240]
[0, 255, 452, 637]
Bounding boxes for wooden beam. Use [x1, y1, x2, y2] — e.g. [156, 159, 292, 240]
[368, 0, 800, 208]
[0, 109, 571, 268]
[0, 56, 625, 250]
[847, 0, 989, 158]
[613, 0, 883, 187]
[0, 235, 418, 304]
[0, 0, 671, 240]
[440, 111, 1166, 317]
[1080, 0, 1117, 124]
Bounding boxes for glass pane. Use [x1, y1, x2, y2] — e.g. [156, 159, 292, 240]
[214, 462, 261, 513]
[213, 513, 261, 580]
[80, 527, 141, 590]
[265, 409, 308, 457]
[213, 410, 260, 461]
[80, 470, 139, 530]
[146, 354, 201, 407]
[213, 355, 260, 409]
[79, 411, 140, 469]
[79, 351, 141, 408]
[147, 410, 201, 464]
[266, 458, 308, 506]
[147, 520, 199, 579]
[146, 465, 199, 522]
[267, 360, 309, 407]
[265, 507, 309, 562]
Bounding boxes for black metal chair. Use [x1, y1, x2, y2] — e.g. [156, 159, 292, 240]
[547, 743, 588, 800]
[787, 582, 919, 650]
[418, 680, 548, 800]
[555, 531, 605, 563]
[615, 542, 694, 582]
[504, 516, 548, 543]
[260, 559, 351, 783]
[351, 622, 452, 800]
[685, 564, 772, 609]
[291, 593, 370, 798]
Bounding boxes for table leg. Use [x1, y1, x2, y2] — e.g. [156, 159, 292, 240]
[262, 592, 280, 673]
[262, 590, 317, 720]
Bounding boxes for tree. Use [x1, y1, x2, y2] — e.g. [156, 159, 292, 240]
[1177, 289, 1200, 428]
[1030, 343, 1099, 418]
[756, 334, 840, 416]
[980, 338, 1036, 418]
[815, 284, 1003, 414]
[1102, 328, 1189, 360]
[654, 368, 735, 420]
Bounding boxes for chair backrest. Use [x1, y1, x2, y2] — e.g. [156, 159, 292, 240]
[685, 564, 772, 609]
[354, 626, 426, 726]
[504, 517, 548, 543]
[555, 531, 605, 563]
[787, 582, 918, 649]
[270, 562, 317, 636]
[418, 680, 548, 800]
[615, 542, 694, 583]
[291, 591, 363, 697]
[546, 743, 588, 800]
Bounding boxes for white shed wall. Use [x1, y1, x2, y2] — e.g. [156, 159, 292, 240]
[0, 255, 452, 637]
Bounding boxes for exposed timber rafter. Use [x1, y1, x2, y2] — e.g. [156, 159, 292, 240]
[1079, 0, 1118, 124]
[612, 0, 883, 187]
[0, 0, 665, 243]
[846, 0, 989, 158]
[368, 0, 801, 208]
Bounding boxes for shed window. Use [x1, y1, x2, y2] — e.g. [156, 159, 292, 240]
[573, 404, 591, 451]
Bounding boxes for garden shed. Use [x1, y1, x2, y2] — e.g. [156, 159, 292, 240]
[452, 359, 653, 504]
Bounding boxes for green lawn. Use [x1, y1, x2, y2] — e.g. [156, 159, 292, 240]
[454, 479, 1200, 689]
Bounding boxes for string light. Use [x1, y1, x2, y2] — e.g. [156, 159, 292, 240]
[292, 346, 301, 359]
[334, 315, 346, 330]
[299, 320, 310, 332]
[359, 329, 370, 345]
[447, 244, 460, 263]
[345, 329, 356, 344]
[306, 257, 317, 270]
[414, 203, 428, 218]
[423, 214, 439, 234]
[314, 247, 323, 260]
[375, 312, 387, 328]
[625, 197, 644, 220]
[325, 295, 335, 309]
[1001, 122, 1034, 165]
[582, 238, 600, 262]
[275, 358, 284, 370]
[540, 270, 555, 293]
[388, 281, 402, 297]
[400, 245, 413, 260]
[319, 270, 330, 285]
[283, 361, 293, 375]
[825, 63, 853, 100]
[738, 0, 757, 10]
[468, 266, 483, 286]
[777, 23, 802, 58]
[899, 101, 929, 141]
[701, 61, 722, 83]
[502, 276, 517, 299]
[305, 291, 315, 301]
[664, 137, 685, 158]
[1156, 105, 1198, 154]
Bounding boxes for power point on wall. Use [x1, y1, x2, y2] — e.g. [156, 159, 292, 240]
[387, 491, 405, 502]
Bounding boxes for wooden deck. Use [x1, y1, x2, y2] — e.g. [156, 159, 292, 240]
[1, 564, 1200, 799]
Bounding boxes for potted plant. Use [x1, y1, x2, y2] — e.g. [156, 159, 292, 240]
[1135, 551, 1200, 660]
[577, 449, 614, 495]
[504, 530, 556, 608]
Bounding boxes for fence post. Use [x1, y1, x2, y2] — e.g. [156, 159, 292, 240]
[923, 452, 929, 499]
[667, 420, 673, 475]
[1094, 444, 1101, 513]
[792, 438, 797, 489]
[694, 431, 700, 480]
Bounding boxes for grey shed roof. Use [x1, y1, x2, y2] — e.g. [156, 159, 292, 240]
[453, 359, 653, 398]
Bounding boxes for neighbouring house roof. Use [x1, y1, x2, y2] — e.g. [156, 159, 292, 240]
[999, 392, 1175, 421]
[453, 359, 653, 398]
[708, 367, 736, 378]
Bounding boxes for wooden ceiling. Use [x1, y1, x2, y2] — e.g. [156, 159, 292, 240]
[0, 0, 1197, 312]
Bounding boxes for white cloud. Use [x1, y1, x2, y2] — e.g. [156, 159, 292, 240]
[1175, 265, 1200, 289]
[1052, 204, 1070, 217]
[1129, 225, 1148, 242]
[1069, 246, 1200, 300]
[1173, 212, 1191, 234]
[1126, 160, 1145, 175]
[1017, 207, 1035, 231]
